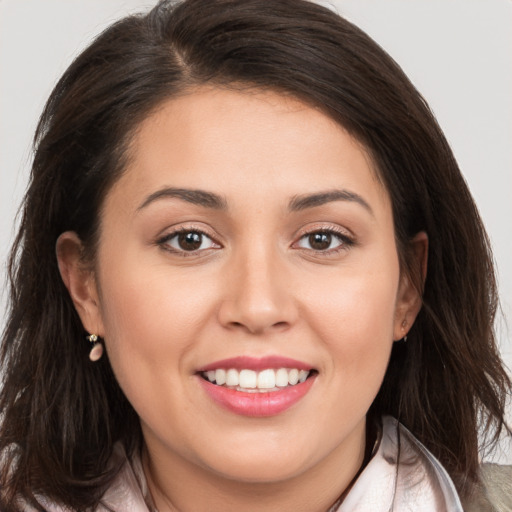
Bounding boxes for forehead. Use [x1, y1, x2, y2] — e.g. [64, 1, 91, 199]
[108, 86, 389, 215]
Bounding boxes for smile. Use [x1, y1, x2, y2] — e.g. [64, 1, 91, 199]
[197, 356, 317, 417]
[201, 368, 312, 392]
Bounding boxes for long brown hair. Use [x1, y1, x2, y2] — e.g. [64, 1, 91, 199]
[1, 0, 510, 509]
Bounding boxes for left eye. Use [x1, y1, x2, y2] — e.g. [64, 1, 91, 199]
[296, 231, 345, 251]
[161, 230, 218, 252]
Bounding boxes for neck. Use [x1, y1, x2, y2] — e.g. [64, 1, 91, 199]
[142, 420, 370, 512]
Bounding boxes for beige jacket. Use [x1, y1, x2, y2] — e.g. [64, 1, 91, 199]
[463, 464, 512, 512]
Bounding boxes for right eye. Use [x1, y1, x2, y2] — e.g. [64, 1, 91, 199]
[158, 229, 220, 254]
[294, 228, 354, 255]
[296, 231, 345, 252]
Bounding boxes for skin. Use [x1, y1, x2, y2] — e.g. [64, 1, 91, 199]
[57, 87, 427, 512]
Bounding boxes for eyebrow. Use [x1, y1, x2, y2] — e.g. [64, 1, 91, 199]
[288, 189, 374, 216]
[137, 187, 228, 211]
[137, 186, 373, 216]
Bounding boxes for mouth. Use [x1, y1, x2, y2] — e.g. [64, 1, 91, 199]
[196, 356, 318, 417]
[199, 367, 316, 393]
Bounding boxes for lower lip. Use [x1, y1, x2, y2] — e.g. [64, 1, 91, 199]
[197, 375, 316, 417]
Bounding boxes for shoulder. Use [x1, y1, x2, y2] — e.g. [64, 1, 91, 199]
[8, 444, 153, 512]
[462, 464, 512, 512]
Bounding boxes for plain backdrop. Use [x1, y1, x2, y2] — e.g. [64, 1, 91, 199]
[0, 0, 511, 462]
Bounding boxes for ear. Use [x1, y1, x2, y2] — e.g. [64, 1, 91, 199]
[56, 231, 105, 337]
[393, 231, 428, 341]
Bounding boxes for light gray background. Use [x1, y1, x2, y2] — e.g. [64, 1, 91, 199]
[1, 0, 511, 461]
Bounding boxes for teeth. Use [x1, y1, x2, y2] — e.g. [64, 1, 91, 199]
[215, 369, 226, 385]
[275, 368, 289, 387]
[202, 368, 312, 391]
[257, 369, 275, 389]
[226, 369, 239, 386]
[239, 369, 257, 389]
[288, 368, 299, 385]
[299, 370, 309, 383]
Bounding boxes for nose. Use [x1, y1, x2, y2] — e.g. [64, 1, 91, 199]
[217, 245, 298, 335]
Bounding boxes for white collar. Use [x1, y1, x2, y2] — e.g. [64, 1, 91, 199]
[336, 416, 463, 511]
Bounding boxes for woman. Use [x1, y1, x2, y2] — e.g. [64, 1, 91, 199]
[0, 0, 510, 510]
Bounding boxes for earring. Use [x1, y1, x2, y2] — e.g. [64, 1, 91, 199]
[87, 334, 104, 362]
[398, 319, 408, 343]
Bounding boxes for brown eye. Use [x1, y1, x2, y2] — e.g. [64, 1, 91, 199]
[160, 230, 218, 253]
[296, 230, 348, 252]
[308, 232, 332, 251]
[177, 231, 203, 251]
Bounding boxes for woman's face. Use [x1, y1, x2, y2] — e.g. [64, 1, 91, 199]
[65, 87, 421, 486]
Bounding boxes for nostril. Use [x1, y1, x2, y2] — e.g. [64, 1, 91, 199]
[218, 294, 297, 334]
[226, 320, 289, 333]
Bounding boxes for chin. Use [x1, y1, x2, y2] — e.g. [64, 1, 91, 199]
[211, 458, 307, 485]
[195, 437, 319, 484]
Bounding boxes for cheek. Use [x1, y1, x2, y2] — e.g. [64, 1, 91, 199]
[304, 260, 398, 382]
[95, 265, 215, 423]
[98, 257, 213, 346]
[95, 252, 214, 381]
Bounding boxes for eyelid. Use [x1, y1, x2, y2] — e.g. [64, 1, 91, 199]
[156, 224, 223, 255]
[291, 223, 356, 253]
[293, 222, 355, 241]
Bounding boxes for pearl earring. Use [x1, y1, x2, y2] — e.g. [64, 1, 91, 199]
[87, 333, 104, 361]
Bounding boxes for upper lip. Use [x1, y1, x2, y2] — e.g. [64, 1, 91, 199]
[197, 356, 314, 373]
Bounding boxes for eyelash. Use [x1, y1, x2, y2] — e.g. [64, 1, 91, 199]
[156, 226, 355, 257]
[156, 227, 220, 257]
[293, 226, 355, 255]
